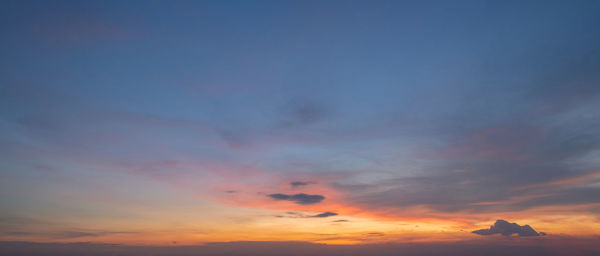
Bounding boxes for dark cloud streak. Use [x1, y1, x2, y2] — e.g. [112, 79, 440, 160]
[290, 181, 315, 188]
[311, 212, 337, 218]
[267, 193, 325, 205]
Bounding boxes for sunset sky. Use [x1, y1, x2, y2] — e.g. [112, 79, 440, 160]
[1, 0, 600, 250]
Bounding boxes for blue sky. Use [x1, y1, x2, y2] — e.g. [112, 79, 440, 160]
[1, 0, 600, 245]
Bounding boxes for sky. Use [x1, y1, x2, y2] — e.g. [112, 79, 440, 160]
[1, 0, 600, 251]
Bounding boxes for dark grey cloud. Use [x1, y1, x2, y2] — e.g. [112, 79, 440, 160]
[311, 212, 338, 218]
[276, 211, 338, 219]
[472, 220, 540, 237]
[333, 219, 349, 222]
[268, 193, 325, 205]
[290, 181, 315, 188]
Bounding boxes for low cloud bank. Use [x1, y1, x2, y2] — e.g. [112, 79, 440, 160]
[1, 239, 598, 256]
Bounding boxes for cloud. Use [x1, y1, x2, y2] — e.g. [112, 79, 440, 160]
[311, 212, 338, 218]
[275, 211, 338, 218]
[472, 220, 540, 237]
[290, 181, 315, 188]
[335, 123, 600, 215]
[267, 193, 325, 205]
[333, 219, 349, 222]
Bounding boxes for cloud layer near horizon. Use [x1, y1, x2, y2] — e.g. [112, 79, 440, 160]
[1, 239, 599, 256]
